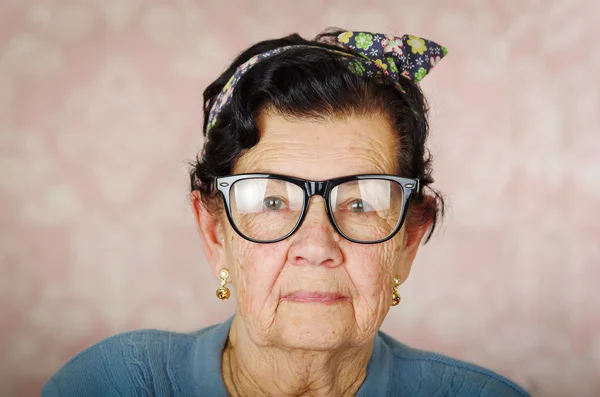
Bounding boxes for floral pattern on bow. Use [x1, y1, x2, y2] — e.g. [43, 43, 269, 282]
[338, 31, 447, 83]
[205, 31, 447, 134]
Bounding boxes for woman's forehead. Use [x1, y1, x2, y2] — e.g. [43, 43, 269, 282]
[234, 112, 399, 177]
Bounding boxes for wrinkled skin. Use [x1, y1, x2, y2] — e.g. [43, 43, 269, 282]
[192, 111, 430, 396]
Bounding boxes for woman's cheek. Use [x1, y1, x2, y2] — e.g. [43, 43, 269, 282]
[347, 242, 399, 301]
[233, 242, 286, 307]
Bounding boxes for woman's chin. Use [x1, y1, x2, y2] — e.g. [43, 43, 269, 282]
[272, 302, 356, 350]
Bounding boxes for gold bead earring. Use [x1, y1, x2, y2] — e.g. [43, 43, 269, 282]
[216, 269, 231, 300]
[391, 277, 402, 306]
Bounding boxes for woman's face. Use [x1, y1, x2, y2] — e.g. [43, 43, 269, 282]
[198, 110, 426, 351]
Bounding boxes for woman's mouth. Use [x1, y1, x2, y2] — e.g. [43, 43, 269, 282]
[282, 291, 349, 304]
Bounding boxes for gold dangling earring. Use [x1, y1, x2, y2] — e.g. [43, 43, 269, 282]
[216, 269, 231, 300]
[391, 277, 401, 306]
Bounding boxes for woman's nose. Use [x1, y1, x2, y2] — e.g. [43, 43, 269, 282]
[286, 197, 343, 268]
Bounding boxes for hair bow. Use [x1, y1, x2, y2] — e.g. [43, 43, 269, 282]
[337, 31, 448, 82]
[205, 31, 447, 133]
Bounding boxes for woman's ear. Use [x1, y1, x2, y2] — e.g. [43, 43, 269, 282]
[190, 191, 226, 278]
[403, 217, 433, 262]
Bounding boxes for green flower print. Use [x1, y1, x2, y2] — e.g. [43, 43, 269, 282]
[374, 59, 387, 71]
[223, 75, 235, 91]
[338, 31, 353, 44]
[407, 35, 427, 55]
[348, 61, 366, 76]
[386, 57, 398, 73]
[354, 33, 373, 51]
[207, 118, 216, 134]
[414, 67, 427, 82]
[442, 46, 448, 56]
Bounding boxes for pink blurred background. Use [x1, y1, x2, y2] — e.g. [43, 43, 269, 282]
[1, 0, 599, 396]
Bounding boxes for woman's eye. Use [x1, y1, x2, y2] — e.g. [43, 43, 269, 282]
[349, 199, 373, 213]
[263, 197, 285, 211]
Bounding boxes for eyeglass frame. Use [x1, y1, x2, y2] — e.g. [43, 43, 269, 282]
[213, 173, 420, 245]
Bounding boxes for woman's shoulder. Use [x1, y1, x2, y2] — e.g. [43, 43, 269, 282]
[42, 323, 222, 397]
[376, 330, 531, 397]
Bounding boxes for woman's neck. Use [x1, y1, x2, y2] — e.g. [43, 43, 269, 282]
[222, 317, 374, 397]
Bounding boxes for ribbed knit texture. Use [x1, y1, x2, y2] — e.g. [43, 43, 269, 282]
[42, 317, 530, 396]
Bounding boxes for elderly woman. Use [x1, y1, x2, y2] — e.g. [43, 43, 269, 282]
[43, 30, 530, 397]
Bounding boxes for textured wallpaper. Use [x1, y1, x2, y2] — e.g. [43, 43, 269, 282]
[1, 1, 599, 396]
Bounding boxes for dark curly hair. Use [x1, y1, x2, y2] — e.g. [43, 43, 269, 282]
[189, 29, 444, 242]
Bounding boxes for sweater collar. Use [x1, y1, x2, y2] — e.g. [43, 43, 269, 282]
[192, 316, 232, 396]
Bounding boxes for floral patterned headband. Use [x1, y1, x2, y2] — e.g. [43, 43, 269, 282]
[206, 31, 448, 133]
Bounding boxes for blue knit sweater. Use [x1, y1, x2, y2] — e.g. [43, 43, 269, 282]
[42, 316, 530, 396]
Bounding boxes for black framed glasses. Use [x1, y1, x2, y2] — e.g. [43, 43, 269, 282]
[214, 174, 419, 244]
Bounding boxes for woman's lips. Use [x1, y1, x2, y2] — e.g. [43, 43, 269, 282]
[282, 291, 349, 304]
